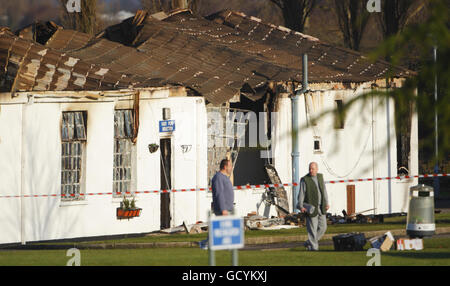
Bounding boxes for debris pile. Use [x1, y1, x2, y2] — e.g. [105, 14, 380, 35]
[327, 210, 406, 225]
[332, 230, 426, 252]
[369, 231, 395, 251]
[332, 232, 367, 251]
[244, 214, 285, 230]
[160, 221, 208, 234]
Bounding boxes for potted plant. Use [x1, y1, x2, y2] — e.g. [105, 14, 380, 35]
[148, 143, 159, 153]
[130, 196, 142, 217]
[117, 195, 142, 220]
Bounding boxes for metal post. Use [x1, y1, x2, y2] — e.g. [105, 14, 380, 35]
[433, 45, 440, 198]
[386, 80, 392, 214]
[209, 246, 215, 266]
[292, 54, 308, 213]
[371, 92, 377, 215]
[231, 208, 238, 266]
[291, 94, 300, 212]
[232, 249, 238, 266]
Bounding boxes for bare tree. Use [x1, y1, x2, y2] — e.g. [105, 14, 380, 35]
[59, 0, 98, 35]
[140, 0, 198, 14]
[1, 0, 58, 31]
[141, 0, 166, 13]
[375, 1, 427, 174]
[377, 0, 427, 38]
[270, 0, 317, 32]
[333, 0, 370, 51]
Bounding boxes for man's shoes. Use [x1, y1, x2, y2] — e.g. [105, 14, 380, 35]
[198, 239, 208, 250]
[303, 241, 312, 251]
[304, 241, 318, 251]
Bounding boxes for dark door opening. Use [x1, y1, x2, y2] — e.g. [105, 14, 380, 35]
[160, 138, 171, 229]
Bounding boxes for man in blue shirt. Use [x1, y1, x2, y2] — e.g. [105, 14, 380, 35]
[211, 159, 234, 216]
[199, 159, 234, 249]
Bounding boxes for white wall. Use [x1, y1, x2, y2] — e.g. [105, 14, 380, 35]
[0, 104, 22, 244]
[0, 83, 420, 244]
[0, 90, 209, 244]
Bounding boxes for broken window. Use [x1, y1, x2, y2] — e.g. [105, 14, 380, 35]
[113, 109, 134, 197]
[61, 111, 87, 201]
[334, 99, 345, 129]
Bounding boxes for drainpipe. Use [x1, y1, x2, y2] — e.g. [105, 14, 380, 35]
[386, 81, 392, 214]
[433, 46, 440, 198]
[371, 91, 377, 215]
[292, 54, 308, 213]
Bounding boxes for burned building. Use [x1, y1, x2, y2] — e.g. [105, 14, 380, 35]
[0, 9, 418, 244]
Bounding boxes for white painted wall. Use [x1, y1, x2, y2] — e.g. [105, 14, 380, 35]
[0, 104, 22, 244]
[0, 90, 209, 244]
[0, 83, 420, 244]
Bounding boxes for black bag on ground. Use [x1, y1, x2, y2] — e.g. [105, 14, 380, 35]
[332, 232, 367, 251]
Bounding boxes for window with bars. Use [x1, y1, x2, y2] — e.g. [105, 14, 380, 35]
[113, 109, 135, 197]
[61, 111, 87, 201]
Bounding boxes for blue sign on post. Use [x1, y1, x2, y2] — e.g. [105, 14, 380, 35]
[159, 120, 175, 132]
[209, 216, 244, 250]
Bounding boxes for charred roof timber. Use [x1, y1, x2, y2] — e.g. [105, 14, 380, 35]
[1, 9, 414, 104]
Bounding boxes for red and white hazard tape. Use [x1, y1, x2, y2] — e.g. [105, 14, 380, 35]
[0, 173, 447, 199]
[326, 173, 447, 184]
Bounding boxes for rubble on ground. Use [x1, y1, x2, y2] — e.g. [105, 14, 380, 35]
[159, 210, 408, 234]
[160, 221, 208, 234]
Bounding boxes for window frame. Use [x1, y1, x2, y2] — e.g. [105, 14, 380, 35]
[112, 109, 136, 198]
[313, 136, 323, 154]
[60, 111, 87, 202]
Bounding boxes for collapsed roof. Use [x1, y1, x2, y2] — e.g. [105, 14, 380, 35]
[1, 9, 413, 105]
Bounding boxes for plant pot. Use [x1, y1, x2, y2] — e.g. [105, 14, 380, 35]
[116, 207, 142, 220]
[117, 208, 125, 217]
[148, 144, 159, 153]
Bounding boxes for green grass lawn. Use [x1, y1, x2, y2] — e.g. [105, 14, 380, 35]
[1, 237, 450, 266]
[34, 213, 450, 245]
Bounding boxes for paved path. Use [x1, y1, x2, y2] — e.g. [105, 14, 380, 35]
[5, 226, 450, 250]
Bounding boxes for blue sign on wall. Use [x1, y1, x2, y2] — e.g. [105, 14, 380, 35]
[209, 216, 244, 250]
[159, 120, 175, 132]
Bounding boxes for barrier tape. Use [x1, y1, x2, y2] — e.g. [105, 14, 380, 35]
[0, 173, 447, 199]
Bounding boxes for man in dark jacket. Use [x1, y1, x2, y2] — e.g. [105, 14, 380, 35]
[211, 159, 234, 216]
[298, 162, 329, 251]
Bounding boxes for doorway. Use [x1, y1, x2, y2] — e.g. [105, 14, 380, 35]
[160, 138, 172, 229]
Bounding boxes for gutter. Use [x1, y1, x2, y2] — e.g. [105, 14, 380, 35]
[291, 54, 308, 213]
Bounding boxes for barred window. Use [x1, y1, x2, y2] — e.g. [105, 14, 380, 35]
[113, 109, 134, 197]
[61, 111, 87, 201]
